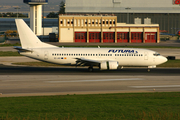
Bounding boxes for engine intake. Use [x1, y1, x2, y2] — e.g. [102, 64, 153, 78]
[100, 61, 119, 70]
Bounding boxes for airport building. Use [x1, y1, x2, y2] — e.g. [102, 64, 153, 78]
[58, 15, 159, 43]
[65, 0, 180, 34]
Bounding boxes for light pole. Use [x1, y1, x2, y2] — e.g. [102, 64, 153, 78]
[14, 7, 20, 18]
[125, 7, 131, 24]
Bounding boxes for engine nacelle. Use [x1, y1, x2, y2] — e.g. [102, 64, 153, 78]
[100, 61, 119, 70]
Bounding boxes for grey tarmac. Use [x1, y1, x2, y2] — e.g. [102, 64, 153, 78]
[0, 66, 180, 97]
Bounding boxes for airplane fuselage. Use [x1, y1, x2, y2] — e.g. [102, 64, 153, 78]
[20, 47, 167, 69]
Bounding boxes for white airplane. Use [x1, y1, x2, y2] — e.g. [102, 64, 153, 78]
[14, 19, 167, 71]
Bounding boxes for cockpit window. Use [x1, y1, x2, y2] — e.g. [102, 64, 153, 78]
[153, 52, 160, 56]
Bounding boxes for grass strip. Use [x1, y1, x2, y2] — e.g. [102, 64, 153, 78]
[0, 43, 21, 47]
[0, 51, 21, 56]
[0, 92, 180, 120]
[0, 43, 180, 48]
[12, 60, 180, 68]
[158, 59, 180, 67]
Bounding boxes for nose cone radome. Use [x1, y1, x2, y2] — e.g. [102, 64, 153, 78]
[159, 56, 168, 64]
[156, 56, 168, 65]
[163, 56, 168, 63]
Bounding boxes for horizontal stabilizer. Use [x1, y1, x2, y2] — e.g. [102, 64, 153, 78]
[14, 46, 32, 52]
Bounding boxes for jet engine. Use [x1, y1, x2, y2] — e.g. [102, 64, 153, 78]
[100, 61, 119, 70]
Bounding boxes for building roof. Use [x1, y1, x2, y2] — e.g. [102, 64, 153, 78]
[65, 0, 180, 13]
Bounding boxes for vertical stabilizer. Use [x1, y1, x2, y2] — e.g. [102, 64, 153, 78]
[15, 19, 57, 49]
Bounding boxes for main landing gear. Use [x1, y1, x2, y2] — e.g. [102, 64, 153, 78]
[88, 66, 93, 72]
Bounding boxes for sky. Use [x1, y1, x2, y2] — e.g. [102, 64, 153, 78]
[0, 0, 64, 13]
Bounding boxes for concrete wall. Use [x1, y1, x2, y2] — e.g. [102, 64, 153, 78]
[60, 28, 73, 42]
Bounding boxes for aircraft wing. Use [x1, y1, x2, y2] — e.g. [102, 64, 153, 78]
[75, 58, 101, 66]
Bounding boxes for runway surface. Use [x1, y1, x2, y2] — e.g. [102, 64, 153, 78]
[0, 65, 180, 97]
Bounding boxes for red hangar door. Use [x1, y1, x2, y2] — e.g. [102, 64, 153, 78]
[145, 32, 157, 43]
[131, 32, 143, 43]
[89, 32, 101, 43]
[103, 32, 115, 43]
[75, 32, 87, 42]
[117, 32, 129, 43]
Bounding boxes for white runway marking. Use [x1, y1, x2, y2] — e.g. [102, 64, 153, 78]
[46, 78, 144, 83]
[130, 85, 180, 88]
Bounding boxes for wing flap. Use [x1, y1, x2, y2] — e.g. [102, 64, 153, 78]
[75, 58, 101, 66]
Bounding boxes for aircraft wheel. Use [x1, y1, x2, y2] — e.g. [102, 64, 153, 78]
[88, 66, 93, 72]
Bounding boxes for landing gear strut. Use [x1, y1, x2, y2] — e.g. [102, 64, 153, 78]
[88, 66, 93, 72]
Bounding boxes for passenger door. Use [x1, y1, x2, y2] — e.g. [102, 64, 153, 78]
[44, 51, 48, 60]
[144, 52, 148, 60]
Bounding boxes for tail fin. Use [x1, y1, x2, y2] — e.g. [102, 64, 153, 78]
[15, 19, 58, 49]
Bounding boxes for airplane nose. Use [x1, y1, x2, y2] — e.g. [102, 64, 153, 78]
[161, 56, 168, 63]
[162, 56, 168, 63]
[156, 56, 168, 65]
